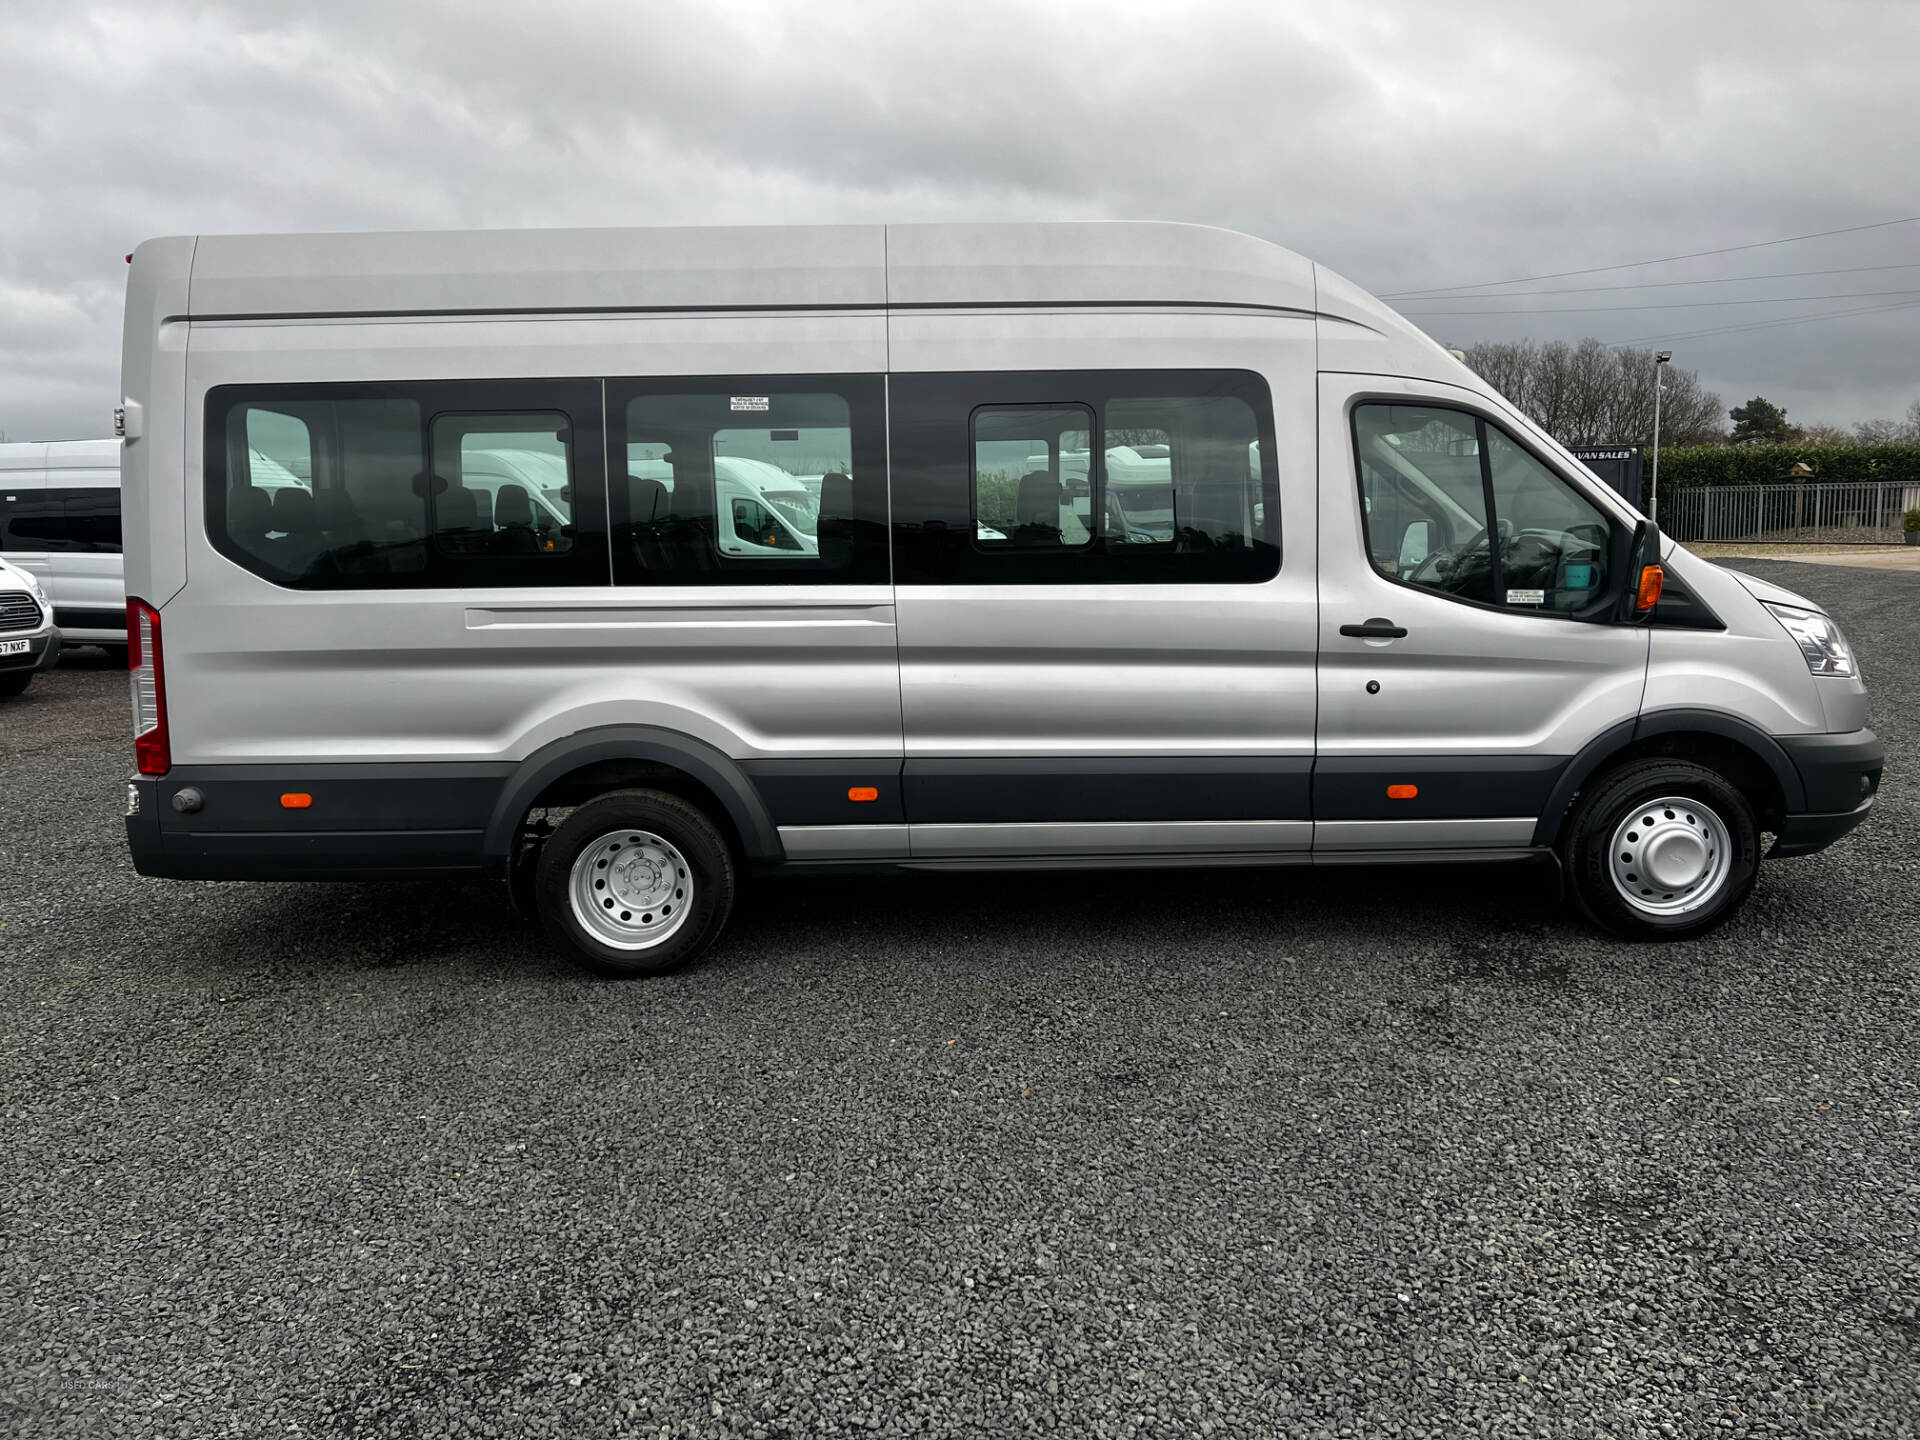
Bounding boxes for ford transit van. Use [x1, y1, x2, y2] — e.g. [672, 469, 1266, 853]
[0, 554, 60, 697]
[117, 223, 1881, 975]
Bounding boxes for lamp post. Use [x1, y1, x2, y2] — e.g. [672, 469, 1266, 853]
[1649, 349, 1673, 522]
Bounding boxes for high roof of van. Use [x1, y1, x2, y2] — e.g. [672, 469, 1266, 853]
[142, 222, 1422, 340]
[0, 438, 121, 481]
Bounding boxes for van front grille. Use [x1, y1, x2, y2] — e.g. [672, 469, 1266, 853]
[0, 592, 43, 633]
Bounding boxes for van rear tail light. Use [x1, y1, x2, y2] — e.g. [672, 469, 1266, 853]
[127, 598, 170, 776]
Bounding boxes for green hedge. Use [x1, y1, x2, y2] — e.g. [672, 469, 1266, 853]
[1652, 443, 1920, 491]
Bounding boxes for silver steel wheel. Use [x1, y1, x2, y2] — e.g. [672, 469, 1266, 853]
[567, 829, 694, 951]
[1608, 796, 1733, 918]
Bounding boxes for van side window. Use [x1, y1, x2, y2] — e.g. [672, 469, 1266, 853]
[972, 406, 1094, 549]
[64, 492, 123, 552]
[430, 414, 575, 558]
[0, 491, 121, 553]
[890, 369, 1279, 585]
[1352, 403, 1613, 615]
[206, 383, 608, 589]
[1102, 395, 1264, 554]
[608, 378, 888, 586]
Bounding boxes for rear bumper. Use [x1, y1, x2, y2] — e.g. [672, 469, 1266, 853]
[125, 763, 514, 881]
[1772, 728, 1883, 858]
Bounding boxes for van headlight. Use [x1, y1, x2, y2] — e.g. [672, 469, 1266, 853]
[1764, 602, 1856, 678]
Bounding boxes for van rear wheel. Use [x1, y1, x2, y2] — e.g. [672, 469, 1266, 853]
[533, 788, 736, 977]
[1563, 758, 1759, 941]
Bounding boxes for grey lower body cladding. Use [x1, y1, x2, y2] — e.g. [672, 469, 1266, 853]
[123, 730, 1881, 882]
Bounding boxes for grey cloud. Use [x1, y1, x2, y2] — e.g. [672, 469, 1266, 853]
[2, 0, 1917, 440]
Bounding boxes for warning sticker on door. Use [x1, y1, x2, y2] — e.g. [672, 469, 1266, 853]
[1507, 588, 1546, 605]
[730, 396, 770, 412]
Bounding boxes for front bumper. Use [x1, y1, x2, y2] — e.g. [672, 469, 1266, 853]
[1772, 728, 1884, 858]
[0, 628, 61, 673]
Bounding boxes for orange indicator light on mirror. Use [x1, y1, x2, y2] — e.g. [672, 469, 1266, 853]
[1636, 564, 1665, 612]
[280, 793, 313, 809]
[1387, 784, 1419, 800]
[847, 787, 880, 802]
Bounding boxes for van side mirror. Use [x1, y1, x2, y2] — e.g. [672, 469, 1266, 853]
[1619, 520, 1664, 622]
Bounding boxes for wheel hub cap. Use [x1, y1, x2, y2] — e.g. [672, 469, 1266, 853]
[568, 829, 693, 951]
[1607, 796, 1732, 918]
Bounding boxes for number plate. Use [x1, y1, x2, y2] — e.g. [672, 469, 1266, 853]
[0, 639, 30, 657]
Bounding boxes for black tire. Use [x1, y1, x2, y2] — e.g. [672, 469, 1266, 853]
[0, 671, 32, 698]
[533, 788, 736, 977]
[1563, 758, 1759, 941]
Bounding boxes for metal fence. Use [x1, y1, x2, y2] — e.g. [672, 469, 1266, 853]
[1662, 480, 1920, 546]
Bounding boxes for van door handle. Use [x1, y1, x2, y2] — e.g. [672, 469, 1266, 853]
[1339, 618, 1407, 639]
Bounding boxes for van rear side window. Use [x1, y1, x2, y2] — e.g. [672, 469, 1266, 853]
[205, 383, 608, 588]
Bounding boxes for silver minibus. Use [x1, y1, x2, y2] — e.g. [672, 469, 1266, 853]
[117, 223, 1880, 974]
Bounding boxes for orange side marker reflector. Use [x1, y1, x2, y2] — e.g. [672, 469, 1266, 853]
[280, 793, 313, 809]
[1636, 563, 1665, 612]
[1387, 784, 1419, 800]
[847, 787, 879, 803]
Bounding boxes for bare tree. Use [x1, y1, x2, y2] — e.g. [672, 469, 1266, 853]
[1459, 339, 1725, 447]
[1848, 400, 1920, 444]
[1798, 423, 1856, 445]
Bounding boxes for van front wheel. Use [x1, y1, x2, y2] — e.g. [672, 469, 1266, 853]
[533, 788, 736, 977]
[1564, 759, 1759, 941]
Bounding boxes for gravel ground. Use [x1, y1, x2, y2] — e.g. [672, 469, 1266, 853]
[2, 561, 1916, 1439]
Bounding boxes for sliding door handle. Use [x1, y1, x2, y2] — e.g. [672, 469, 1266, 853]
[1339, 618, 1408, 639]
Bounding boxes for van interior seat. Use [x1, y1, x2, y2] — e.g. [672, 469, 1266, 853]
[436, 483, 479, 531]
[270, 486, 321, 571]
[1014, 471, 1063, 545]
[493, 483, 540, 555]
[228, 485, 272, 549]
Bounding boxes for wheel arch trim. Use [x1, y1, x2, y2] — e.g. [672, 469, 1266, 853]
[483, 725, 785, 865]
[1531, 709, 1807, 848]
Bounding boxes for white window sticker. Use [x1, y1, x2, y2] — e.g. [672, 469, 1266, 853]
[1507, 588, 1546, 606]
[729, 396, 770, 412]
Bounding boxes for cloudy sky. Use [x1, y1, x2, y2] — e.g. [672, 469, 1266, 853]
[3, 0, 1916, 440]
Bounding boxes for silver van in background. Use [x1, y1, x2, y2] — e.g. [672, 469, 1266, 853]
[0, 439, 127, 652]
[117, 223, 1882, 976]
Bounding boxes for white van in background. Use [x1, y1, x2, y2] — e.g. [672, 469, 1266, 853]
[629, 450, 823, 556]
[0, 439, 127, 651]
